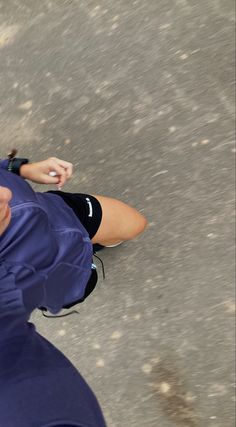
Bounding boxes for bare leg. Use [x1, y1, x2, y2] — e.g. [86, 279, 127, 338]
[91, 195, 147, 246]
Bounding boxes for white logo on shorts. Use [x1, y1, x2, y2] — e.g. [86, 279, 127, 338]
[86, 197, 93, 217]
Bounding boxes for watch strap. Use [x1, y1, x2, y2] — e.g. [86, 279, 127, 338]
[7, 158, 29, 175]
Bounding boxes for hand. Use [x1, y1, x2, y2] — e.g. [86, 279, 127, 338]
[0, 186, 12, 236]
[20, 157, 73, 189]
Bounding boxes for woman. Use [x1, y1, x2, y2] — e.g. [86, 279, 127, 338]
[0, 153, 147, 313]
[0, 152, 147, 426]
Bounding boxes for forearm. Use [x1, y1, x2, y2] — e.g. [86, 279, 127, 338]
[19, 163, 31, 179]
[1, 154, 72, 187]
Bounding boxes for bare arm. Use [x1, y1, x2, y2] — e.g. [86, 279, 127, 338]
[20, 157, 73, 189]
[1, 154, 73, 189]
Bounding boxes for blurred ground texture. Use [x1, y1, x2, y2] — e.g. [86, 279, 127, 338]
[0, 1, 235, 426]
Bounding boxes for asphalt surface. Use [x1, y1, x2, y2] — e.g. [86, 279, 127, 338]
[0, 1, 235, 426]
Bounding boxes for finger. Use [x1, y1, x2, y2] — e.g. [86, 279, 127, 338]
[49, 161, 67, 186]
[64, 163, 73, 179]
[40, 174, 60, 185]
[42, 171, 64, 187]
[50, 158, 73, 179]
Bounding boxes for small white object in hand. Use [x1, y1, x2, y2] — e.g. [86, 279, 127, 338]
[49, 171, 58, 177]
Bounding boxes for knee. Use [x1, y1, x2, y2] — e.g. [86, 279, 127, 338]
[124, 211, 148, 241]
[135, 212, 148, 236]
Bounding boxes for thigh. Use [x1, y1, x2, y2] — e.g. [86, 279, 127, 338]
[46, 190, 102, 239]
[91, 194, 147, 245]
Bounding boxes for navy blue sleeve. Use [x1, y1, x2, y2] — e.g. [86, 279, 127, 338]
[0, 263, 107, 427]
[0, 325, 107, 427]
[0, 262, 29, 341]
[0, 158, 10, 170]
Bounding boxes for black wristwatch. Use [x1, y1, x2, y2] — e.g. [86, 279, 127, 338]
[7, 149, 29, 175]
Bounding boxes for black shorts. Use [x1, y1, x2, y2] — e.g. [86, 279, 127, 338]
[44, 190, 103, 309]
[46, 190, 103, 239]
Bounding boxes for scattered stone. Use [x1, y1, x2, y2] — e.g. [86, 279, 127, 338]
[96, 359, 105, 368]
[19, 100, 33, 111]
[111, 331, 123, 340]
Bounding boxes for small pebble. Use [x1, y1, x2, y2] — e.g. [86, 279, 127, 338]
[19, 100, 32, 110]
[58, 329, 66, 337]
[111, 23, 119, 30]
[150, 357, 161, 364]
[111, 331, 123, 340]
[225, 302, 236, 313]
[160, 382, 171, 393]
[93, 343, 101, 350]
[180, 53, 189, 60]
[134, 314, 141, 320]
[96, 359, 105, 368]
[142, 364, 152, 374]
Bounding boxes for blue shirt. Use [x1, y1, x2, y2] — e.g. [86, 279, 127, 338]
[0, 162, 107, 426]
[0, 160, 93, 314]
[0, 265, 106, 426]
